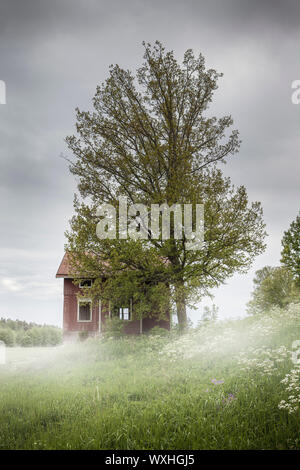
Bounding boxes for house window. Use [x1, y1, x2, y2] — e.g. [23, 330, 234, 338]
[119, 307, 130, 321]
[113, 299, 132, 321]
[78, 299, 92, 322]
[79, 279, 92, 288]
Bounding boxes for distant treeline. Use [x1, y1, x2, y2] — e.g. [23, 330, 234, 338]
[0, 318, 62, 347]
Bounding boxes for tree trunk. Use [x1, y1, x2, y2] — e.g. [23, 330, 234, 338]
[176, 298, 187, 330]
[175, 281, 187, 330]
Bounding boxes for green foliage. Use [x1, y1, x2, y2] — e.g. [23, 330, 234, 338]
[0, 306, 300, 449]
[281, 212, 300, 285]
[19, 327, 62, 347]
[0, 328, 15, 346]
[0, 319, 62, 347]
[0, 318, 42, 331]
[66, 41, 266, 328]
[98, 334, 167, 360]
[252, 266, 274, 287]
[247, 266, 296, 314]
[148, 325, 169, 337]
[43, 327, 62, 346]
[103, 316, 125, 339]
[103, 274, 170, 323]
[19, 331, 34, 347]
[15, 330, 26, 345]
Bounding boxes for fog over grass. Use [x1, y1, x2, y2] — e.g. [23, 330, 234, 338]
[0, 304, 299, 449]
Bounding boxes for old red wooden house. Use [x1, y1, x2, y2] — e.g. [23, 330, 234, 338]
[56, 253, 170, 339]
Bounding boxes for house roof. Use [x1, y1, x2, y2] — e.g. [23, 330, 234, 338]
[56, 252, 111, 279]
[56, 252, 170, 279]
[56, 253, 73, 278]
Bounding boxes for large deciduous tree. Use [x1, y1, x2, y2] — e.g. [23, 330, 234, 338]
[66, 41, 266, 329]
[247, 266, 295, 314]
[281, 212, 300, 286]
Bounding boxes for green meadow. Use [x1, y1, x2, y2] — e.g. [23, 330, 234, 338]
[0, 305, 300, 450]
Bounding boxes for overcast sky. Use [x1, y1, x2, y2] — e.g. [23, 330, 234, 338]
[0, 0, 299, 326]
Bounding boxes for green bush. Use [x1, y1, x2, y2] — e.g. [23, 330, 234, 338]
[103, 317, 125, 339]
[148, 325, 169, 337]
[15, 330, 26, 345]
[42, 326, 62, 346]
[19, 327, 62, 347]
[0, 328, 15, 346]
[0, 319, 62, 347]
[247, 266, 297, 314]
[20, 331, 34, 347]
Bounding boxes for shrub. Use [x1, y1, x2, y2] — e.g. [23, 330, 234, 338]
[19, 326, 62, 347]
[0, 328, 15, 346]
[42, 326, 62, 346]
[103, 317, 125, 339]
[148, 325, 169, 337]
[20, 331, 34, 347]
[15, 330, 26, 345]
[247, 266, 296, 314]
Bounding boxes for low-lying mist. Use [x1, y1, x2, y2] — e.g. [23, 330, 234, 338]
[0, 303, 299, 449]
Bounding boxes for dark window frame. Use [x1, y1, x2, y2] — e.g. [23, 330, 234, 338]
[79, 279, 92, 288]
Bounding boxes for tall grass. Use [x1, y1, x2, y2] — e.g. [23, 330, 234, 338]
[0, 304, 299, 449]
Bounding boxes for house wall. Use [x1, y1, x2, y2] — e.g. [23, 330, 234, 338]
[123, 315, 170, 334]
[141, 316, 170, 333]
[63, 279, 110, 339]
[62, 278, 170, 339]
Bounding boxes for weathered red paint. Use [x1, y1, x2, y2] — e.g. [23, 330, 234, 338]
[62, 279, 101, 338]
[56, 254, 170, 339]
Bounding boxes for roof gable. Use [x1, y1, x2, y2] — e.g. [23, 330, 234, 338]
[56, 253, 73, 278]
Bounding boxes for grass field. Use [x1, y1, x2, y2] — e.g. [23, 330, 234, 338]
[0, 305, 300, 450]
